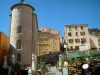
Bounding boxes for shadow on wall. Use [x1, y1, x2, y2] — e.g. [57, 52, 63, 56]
[7, 44, 17, 66]
[90, 38, 96, 49]
[37, 51, 61, 65]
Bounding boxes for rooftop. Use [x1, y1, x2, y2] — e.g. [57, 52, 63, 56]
[64, 24, 88, 27]
[11, 3, 35, 11]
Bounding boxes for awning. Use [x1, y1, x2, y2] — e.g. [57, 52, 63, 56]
[67, 51, 100, 60]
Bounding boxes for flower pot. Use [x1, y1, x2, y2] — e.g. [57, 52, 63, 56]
[14, 72, 17, 75]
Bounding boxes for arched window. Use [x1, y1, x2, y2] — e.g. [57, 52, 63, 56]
[16, 40, 21, 49]
[17, 26, 22, 33]
[17, 53, 21, 62]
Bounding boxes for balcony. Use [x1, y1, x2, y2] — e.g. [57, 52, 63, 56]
[39, 36, 48, 38]
[38, 42, 49, 45]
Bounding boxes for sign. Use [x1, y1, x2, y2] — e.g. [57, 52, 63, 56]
[62, 67, 68, 75]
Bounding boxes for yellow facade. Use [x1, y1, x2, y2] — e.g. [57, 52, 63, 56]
[38, 31, 60, 56]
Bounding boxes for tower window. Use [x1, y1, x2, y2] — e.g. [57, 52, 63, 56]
[17, 26, 22, 33]
[16, 40, 21, 49]
[17, 53, 21, 62]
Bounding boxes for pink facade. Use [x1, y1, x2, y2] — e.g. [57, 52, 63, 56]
[40, 27, 59, 34]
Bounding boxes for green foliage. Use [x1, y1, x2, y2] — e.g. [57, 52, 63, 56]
[40, 62, 46, 70]
[13, 63, 21, 72]
[89, 28, 100, 35]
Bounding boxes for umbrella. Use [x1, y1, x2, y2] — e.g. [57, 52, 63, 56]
[3, 55, 8, 69]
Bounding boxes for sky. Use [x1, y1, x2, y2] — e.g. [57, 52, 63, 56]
[0, 0, 100, 37]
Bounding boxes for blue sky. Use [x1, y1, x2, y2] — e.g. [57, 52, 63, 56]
[0, 0, 100, 37]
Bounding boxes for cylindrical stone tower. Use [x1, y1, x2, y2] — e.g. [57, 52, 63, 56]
[9, 2, 38, 66]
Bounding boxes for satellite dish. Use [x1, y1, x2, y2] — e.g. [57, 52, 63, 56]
[82, 64, 89, 69]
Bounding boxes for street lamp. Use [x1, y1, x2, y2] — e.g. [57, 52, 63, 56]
[63, 41, 68, 61]
[82, 64, 89, 75]
[12, 54, 15, 64]
[61, 41, 68, 75]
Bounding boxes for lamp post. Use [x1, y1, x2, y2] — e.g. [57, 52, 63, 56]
[59, 54, 62, 71]
[61, 41, 68, 75]
[12, 54, 15, 64]
[82, 64, 89, 75]
[63, 42, 68, 61]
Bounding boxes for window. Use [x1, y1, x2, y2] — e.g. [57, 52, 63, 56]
[39, 46, 43, 50]
[17, 26, 22, 33]
[44, 46, 47, 50]
[75, 46, 79, 50]
[44, 51, 47, 54]
[75, 39, 80, 43]
[75, 26, 77, 30]
[76, 32, 78, 36]
[69, 27, 71, 31]
[40, 34, 42, 37]
[69, 39, 73, 43]
[44, 33, 46, 37]
[39, 38, 43, 42]
[52, 39, 55, 49]
[17, 53, 21, 62]
[81, 26, 83, 29]
[43, 38, 45, 41]
[68, 32, 72, 36]
[80, 32, 85, 36]
[81, 38, 86, 44]
[16, 40, 21, 49]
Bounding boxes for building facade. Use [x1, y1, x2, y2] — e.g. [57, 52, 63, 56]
[8, 2, 38, 66]
[37, 27, 60, 56]
[88, 29, 100, 49]
[0, 32, 8, 65]
[60, 37, 65, 44]
[89, 35, 99, 49]
[64, 24, 90, 51]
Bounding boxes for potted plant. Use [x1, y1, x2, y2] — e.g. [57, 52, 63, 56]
[13, 63, 21, 75]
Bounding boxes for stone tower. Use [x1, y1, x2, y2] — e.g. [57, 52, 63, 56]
[8, 1, 38, 66]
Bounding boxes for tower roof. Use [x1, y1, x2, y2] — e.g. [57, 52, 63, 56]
[11, 3, 35, 11]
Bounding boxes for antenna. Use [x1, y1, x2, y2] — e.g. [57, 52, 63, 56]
[20, 0, 24, 4]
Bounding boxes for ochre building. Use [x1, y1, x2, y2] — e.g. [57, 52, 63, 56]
[38, 27, 60, 56]
[0, 32, 8, 65]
